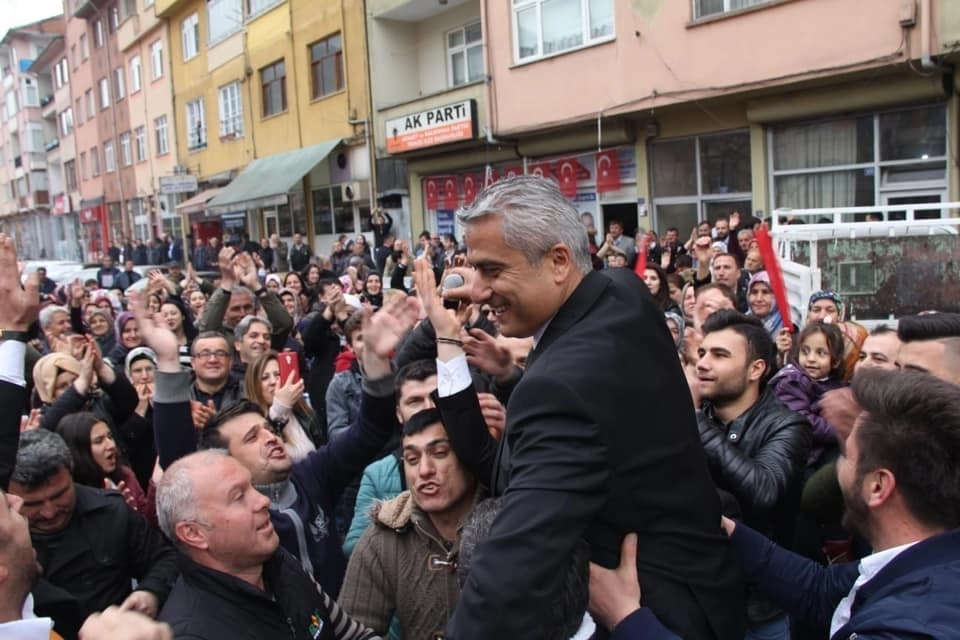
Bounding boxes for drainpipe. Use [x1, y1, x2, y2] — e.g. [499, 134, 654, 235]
[100, 4, 131, 242]
[921, 0, 935, 70]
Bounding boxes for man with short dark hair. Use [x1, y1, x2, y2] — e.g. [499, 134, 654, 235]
[695, 310, 811, 639]
[896, 312, 960, 383]
[156, 450, 380, 640]
[189, 332, 243, 414]
[693, 247, 749, 312]
[339, 408, 479, 639]
[325, 310, 367, 441]
[289, 232, 312, 273]
[596, 220, 635, 266]
[97, 254, 121, 290]
[723, 369, 960, 639]
[855, 325, 901, 373]
[8, 430, 177, 623]
[233, 315, 272, 369]
[116, 259, 142, 290]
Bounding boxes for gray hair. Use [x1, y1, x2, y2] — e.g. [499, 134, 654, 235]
[156, 449, 229, 549]
[234, 315, 273, 342]
[231, 285, 256, 303]
[458, 497, 589, 639]
[39, 305, 69, 331]
[12, 430, 73, 488]
[458, 176, 592, 274]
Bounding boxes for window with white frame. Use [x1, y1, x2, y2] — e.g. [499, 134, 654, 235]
[694, 0, 770, 20]
[447, 22, 483, 87]
[81, 34, 89, 59]
[134, 125, 147, 162]
[247, 0, 282, 18]
[59, 108, 74, 136]
[150, 40, 164, 80]
[54, 59, 67, 89]
[769, 103, 947, 215]
[99, 78, 110, 109]
[94, 20, 104, 48]
[512, 0, 613, 62]
[65, 159, 77, 191]
[104, 139, 116, 172]
[218, 81, 243, 137]
[3, 91, 17, 120]
[651, 130, 753, 234]
[120, 132, 132, 166]
[114, 67, 126, 100]
[80, 152, 88, 180]
[21, 78, 39, 107]
[109, 5, 120, 31]
[130, 56, 142, 93]
[182, 13, 200, 61]
[90, 146, 100, 176]
[154, 115, 169, 155]
[27, 124, 44, 152]
[208, 0, 242, 44]
[186, 98, 207, 149]
[144, 0, 154, 7]
[85, 90, 94, 120]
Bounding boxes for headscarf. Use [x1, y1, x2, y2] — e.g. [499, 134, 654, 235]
[124, 347, 157, 379]
[278, 287, 302, 324]
[33, 353, 82, 404]
[115, 311, 136, 340]
[87, 308, 117, 355]
[663, 311, 686, 351]
[808, 291, 845, 322]
[747, 271, 783, 337]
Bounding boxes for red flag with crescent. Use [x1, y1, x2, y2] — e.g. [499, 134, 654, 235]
[528, 162, 553, 180]
[462, 173, 482, 205]
[556, 158, 579, 198]
[755, 224, 794, 332]
[596, 149, 621, 193]
[484, 166, 497, 188]
[441, 175, 459, 210]
[502, 166, 523, 180]
[424, 177, 440, 210]
[633, 240, 648, 278]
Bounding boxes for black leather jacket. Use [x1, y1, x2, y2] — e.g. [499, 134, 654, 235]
[698, 388, 811, 625]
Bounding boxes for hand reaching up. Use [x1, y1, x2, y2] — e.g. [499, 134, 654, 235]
[128, 291, 180, 371]
[361, 294, 420, 379]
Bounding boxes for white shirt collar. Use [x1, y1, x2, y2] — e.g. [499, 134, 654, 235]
[0, 595, 56, 640]
[830, 540, 918, 636]
[569, 612, 597, 640]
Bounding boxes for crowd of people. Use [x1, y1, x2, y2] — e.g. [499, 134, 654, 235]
[0, 176, 958, 640]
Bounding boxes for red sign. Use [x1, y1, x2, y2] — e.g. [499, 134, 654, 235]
[554, 158, 579, 198]
[441, 175, 459, 210]
[527, 162, 553, 180]
[52, 194, 70, 215]
[596, 149, 621, 193]
[462, 173, 482, 206]
[80, 207, 99, 223]
[424, 177, 440, 210]
[501, 166, 523, 180]
[484, 166, 497, 188]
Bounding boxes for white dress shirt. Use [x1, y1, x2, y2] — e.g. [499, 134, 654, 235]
[829, 541, 918, 636]
[0, 595, 57, 640]
[0, 340, 27, 388]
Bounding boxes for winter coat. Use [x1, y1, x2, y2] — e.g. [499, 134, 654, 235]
[343, 453, 404, 556]
[769, 364, 847, 467]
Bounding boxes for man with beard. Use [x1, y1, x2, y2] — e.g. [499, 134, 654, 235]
[722, 369, 960, 639]
[695, 310, 810, 639]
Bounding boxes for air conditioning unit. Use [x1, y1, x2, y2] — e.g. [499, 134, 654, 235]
[341, 181, 367, 202]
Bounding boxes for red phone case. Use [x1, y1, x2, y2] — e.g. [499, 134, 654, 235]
[278, 352, 300, 383]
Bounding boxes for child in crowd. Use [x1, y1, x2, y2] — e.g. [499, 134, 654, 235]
[770, 322, 848, 469]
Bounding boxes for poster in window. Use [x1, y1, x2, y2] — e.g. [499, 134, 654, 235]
[436, 209, 455, 237]
[528, 162, 552, 180]
[424, 177, 440, 210]
[501, 166, 523, 180]
[441, 176, 459, 210]
[462, 173, 482, 205]
[555, 158, 579, 198]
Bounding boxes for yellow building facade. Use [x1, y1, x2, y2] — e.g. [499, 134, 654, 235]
[155, 0, 372, 250]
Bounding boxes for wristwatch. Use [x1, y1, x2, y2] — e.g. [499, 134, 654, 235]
[0, 329, 30, 343]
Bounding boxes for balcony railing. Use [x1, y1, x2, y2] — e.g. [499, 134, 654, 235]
[45, 138, 60, 152]
[40, 95, 54, 108]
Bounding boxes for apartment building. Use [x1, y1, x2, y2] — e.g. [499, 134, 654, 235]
[156, 0, 373, 254]
[0, 17, 65, 259]
[373, 0, 960, 247]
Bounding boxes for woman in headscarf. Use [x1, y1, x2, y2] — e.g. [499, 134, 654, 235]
[120, 346, 158, 489]
[86, 307, 117, 356]
[361, 272, 383, 309]
[108, 311, 143, 368]
[747, 271, 784, 338]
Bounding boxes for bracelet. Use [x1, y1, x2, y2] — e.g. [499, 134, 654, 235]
[436, 337, 463, 348]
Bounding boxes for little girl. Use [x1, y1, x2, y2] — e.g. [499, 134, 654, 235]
[771, 322, 848, 469]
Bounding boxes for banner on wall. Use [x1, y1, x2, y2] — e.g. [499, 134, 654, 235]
[484, 166, 497, 188]
[462, 173, 482, 206]
[554, 158, 580, 197]
[436, 209, 456, 237]
[596, 149, 621, 193]
[424, 177, 440, 209]
[502, 166, 523, 180]
[527, 162, 553, 180]
[441, 176, 459, 210]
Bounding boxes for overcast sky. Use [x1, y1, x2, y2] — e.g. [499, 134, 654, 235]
[0, 0, 63, 37]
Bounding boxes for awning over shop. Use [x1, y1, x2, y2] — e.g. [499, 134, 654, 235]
[175, 188, 222, 216]
[205, 139, 341, 215]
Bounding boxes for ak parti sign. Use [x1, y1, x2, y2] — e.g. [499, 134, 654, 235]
[385, 100, 478, 154]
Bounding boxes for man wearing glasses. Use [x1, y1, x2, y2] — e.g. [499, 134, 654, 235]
[187, 331, 244, 429]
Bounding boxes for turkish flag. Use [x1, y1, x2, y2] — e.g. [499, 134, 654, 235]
[528, 162, 553, 180]
[424, 177, 440, 209]
[501, 165, 523, 180]
[755, 224, 794, 332]
[555, 158, 579, 198]
[484, 166, 498, 188]
[462, 173, 482, 205]
[441, 176, 459, 210]
[633, 240, 648, 278]
[596, 149, 621, 193]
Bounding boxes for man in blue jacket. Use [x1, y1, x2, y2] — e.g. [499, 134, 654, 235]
[136, 291, 420, 599]
[723, 368, 960, 639]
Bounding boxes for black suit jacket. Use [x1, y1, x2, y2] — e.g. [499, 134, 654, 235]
[444, 269, 746, 640]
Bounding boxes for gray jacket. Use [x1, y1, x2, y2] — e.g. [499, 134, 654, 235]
[325, 365, 363, 441]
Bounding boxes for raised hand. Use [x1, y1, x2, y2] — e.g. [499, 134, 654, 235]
[0, 234, 39, 331]
[478, 392, 506, 441]
[128, 291, 179, 370]
[75, 343, 96, 396]
[463, 328, 513, 381]
[20, 408, 41, 432]
[232, 252, 260, 290]
[217, 247, 237, 288]
[70, 278, 86, 308]
[360, 295, 420, 380]
[273, 370, 305, 409]
[413, 258, 460, 339]
[190, 400, 216, 430]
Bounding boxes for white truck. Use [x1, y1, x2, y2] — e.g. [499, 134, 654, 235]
[770, 202, 960, 326]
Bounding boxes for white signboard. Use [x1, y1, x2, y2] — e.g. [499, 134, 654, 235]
[159, 174, 198, 194]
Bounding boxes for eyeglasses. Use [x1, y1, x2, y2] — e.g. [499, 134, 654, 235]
[194, 349, 230, 360]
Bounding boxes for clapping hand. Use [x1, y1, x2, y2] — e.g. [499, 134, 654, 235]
[20, 408, 41, 432]
[463, 328, 514, 381]
[360, 294, 420, 379]
[0, 234, 39, 331]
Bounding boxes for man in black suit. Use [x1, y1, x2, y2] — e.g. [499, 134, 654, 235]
[424, 176, 745, 640]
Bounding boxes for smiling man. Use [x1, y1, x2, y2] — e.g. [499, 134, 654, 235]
[156, 450, 381, 640]
[339, 408, 478, 639]
[436, 176, 746, 640]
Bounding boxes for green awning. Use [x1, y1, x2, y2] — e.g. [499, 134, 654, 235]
[206, 139, 341, 214]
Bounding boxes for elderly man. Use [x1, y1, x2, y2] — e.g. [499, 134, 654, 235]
[8, 430, 177, 623]
[38, 305, 71, 354]
[422, 176, 745, 639]
[198, 248, 292, 350]
[233, 315, 272, 371]
[723, 369, 960, 638]
[156, 450, 381, 640]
